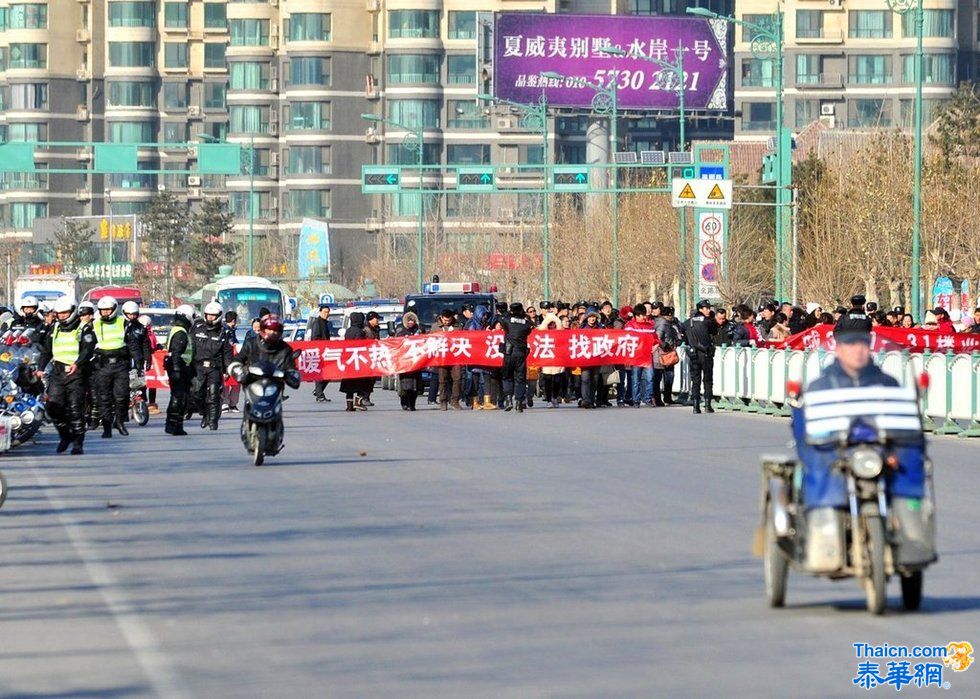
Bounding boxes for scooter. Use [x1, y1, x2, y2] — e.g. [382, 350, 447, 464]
[230, 359, 298, 466]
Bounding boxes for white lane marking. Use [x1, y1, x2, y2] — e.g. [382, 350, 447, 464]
[31, 468, 192, 699]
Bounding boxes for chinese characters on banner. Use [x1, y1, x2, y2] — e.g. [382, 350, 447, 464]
[777, 325, 980, 354]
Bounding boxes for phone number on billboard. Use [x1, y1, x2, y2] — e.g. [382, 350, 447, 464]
[517, 69, 704, 93]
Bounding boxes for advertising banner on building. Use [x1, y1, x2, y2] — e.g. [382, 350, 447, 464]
[297, 218, 331, 279]
[493, 13, 729, 110]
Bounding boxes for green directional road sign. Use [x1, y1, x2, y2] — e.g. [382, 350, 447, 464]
[362, 166, 401, 194]
[457, 167, 495, 193]
[553, 166, 589, 192]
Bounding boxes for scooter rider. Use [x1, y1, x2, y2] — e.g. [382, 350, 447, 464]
[36, 297, 97, 455]
[93, 296, 140, 438]
[227, 314, 300, 430]
[192, 301, 233, 430]
[165, 305, 196, 436]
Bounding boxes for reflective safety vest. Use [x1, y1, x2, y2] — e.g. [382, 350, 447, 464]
[167, 326, 194, 364]
[52, 324, 81, 365]
[95, 317, 126, 351]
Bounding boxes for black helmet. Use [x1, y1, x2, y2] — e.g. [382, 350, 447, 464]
[509, 302, 525, 316]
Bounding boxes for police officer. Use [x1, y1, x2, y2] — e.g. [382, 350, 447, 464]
[501, 302, 533, 413]
[165, 305, 195, 435]
[76, 301, 99, 427]
[836, 295, 870, 333]
[93, 296, 138, 437]
[192, 302, 233, 430]
[36, 297, 96, 455]
[11, 295, 46, 343]
[683, 300, 719, 414]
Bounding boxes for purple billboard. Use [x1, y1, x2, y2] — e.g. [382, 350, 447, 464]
[493, 13, 729, 111]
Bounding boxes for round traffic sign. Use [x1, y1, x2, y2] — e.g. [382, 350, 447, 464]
[701, 240, 722, 261]
[700, 214, 722, 238]
[701, 263, 718, 282]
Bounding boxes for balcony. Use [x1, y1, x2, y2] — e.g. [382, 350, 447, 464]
[796, 72, 845, 89]
[796, 28, 845, 44]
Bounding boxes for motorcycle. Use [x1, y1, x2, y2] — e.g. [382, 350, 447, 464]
[229, 356, 299, 466]
[0, 328, 46, 447]
[758, 383, 937, 615]
[129, 370, 149, 426]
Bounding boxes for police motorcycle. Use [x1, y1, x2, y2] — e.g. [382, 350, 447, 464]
[0, 326, 47, 447]
[129, 369, 150, 426]
[758, 380, 937, 615]
[227, 355, 300, 466]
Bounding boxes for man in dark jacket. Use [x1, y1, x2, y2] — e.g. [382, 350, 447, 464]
[165, 305, 195, 435]
[395, 311, 424, 410]
[340, 311, 369, 411]
[308, 303, 332, 402]
[712, 307, 737, 346]
[501, 302, 534, 412]
[683, 300, 719, 414]
[192, 302, 234, 430]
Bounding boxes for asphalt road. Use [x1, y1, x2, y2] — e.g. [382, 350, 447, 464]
[2, 388, 979, 697]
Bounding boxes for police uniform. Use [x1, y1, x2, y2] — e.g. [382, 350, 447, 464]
[682, 302, 719, 414]
[39, 317, 97, 453]
[501, 304, 533, 412]
[191, 318, 233, 429]
[165, 317, 194, 435]
[94, 315, 137, 436]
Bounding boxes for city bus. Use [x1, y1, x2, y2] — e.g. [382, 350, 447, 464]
[200, 276, 289, 329]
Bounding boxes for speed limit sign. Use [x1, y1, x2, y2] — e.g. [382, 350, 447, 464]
[700, 213, 723, 238]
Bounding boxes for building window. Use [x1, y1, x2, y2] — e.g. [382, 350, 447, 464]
[902, 10, 954, 38]
[795, 100, 819, 127]
[204, 82, 227, 109]
[851, 98, 891, 127]
[108, 121, 154, 143]
[229, 19, 269, 46]
[386, 143, 440, 165]
[8, 43, 46, 69]
[289, 56, 330, 86]
[108, 81, 154, 107]
[2, 166, 48, 192]
[205, 43, 226, 69]
[849, 11, 892, 39]
[165, 43, 189, 69]
[903, 54, 955, 84]
[796, 55, 821, 84]
[387, 54, 440, 84]
[286, 13, 330, 42]
[285, 101, 331, 130]
[164, 2, 188, 29]
[8, 122, 46, 141]
[109, 42, 155, 68]
[230, 62, 268, 89]
[445, 194, 490, 219]
[741, 14, 774, 43]
[163, 82, 187, 109]
[741, 58, 774, 87]
[229, 105, 268, 133]
[8, 4, 47, 29]
[742, 102, 775, 131]
[389, 10, 439, 39]
[10, 83, 47, 109]
[899, 99, 945, 128]
[447, 54, 476, 85]
[848, 55, 892, 85]
[447, 144, 490, 165]
[9, 202, 46, 228]
[285, 190, 330, 218]
[108, 1, 155, 28]
[163, 122, 186, 143]
[557, 115, 588, 134]
[796, 10, 824, 39]
[388, 99, 440, 128]
[448, 11, 476, 39]
[230, 191, 267, 220]
[204, 3, 227, 29]
[286, 145, 331, 175]
[447, 100, 488, 129]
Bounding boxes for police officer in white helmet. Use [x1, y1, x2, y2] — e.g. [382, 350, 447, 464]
[191, 302, 233, 430]
[165, 304, 196, 435]
[93, 296, 138, 438]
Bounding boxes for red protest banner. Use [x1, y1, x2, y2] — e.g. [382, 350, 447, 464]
[777, 324, 980, 354]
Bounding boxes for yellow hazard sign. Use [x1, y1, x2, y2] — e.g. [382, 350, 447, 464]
[679, 183, 696, 199]
[707, 183, 726, 200]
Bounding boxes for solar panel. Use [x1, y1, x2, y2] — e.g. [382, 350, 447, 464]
[668, 151, 693, 164]
[640, 150, 666, 165]
[614, 151, 638, 164]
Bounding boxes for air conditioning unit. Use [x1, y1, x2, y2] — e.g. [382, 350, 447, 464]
[75, 188, 91, 201]
[188, 175, 202, 186]
[828, 0, 842, 7]
[269, 152, 279, 166]
[76, 148, 92, 161]
[367, 41, 382, 55]
[365, 128, 381, 144]
[270, 164, 278, 178]
[76, 67, 91, 81]
[366, 0, 381, 11]
[75, 105, 89, 121]
[187, 187, 202, 199]
[187, 105, 202, 118]
[270, 78, 279, 91]
[188, 146, 198, 159]
[269, 198, 278, 210]
[496, 116, 516, 130]
[268, 123, 278, 135]
[820, 103, 835, 116]
[76, 28, 90, 42]
[365, 74, 378, 99]
[365, 217, 383, 231]
[819, 115, 836, 129]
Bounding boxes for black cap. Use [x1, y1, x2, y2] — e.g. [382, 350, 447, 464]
[461, 303, 474, 312]
[650, 301, 664, 310]
[834, 310, 872, 344]
[696, 299, 712, 310]
[893, 306, 905, 314]
[509, 302, 525, 316]
[365, 311, 381, 321]
[865, 301, 878, 312]
[850, 294, 866, 307]
[834, 306, 847, 315]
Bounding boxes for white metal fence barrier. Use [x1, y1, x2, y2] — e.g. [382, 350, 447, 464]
[670, 348, 980, 438]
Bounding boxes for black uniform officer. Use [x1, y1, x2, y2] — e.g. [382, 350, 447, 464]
[93, 296, 140, 437]
[165, 305, 195, 435]
[501, 302, 533, 412]
[192, 302, 234, 430]
[37, 298, 97, 455]
[683, 300, 719, 414]
[836, 295, 870, 334]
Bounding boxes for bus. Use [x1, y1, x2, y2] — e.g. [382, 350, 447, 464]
[200, 276, 288, 326]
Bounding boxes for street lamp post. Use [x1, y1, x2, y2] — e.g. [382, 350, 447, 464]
[688, 7, 788, 302]
[541, 71, 620, 306]
[478, 91, 551, 299]
[199, 133, 255, 275]
[362, 113, 425, 290]
[887, 0, 924, 320]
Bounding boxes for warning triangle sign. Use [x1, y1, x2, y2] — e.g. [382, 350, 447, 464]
[679, 183, 696, 199]
[707, 183, 726, 200]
